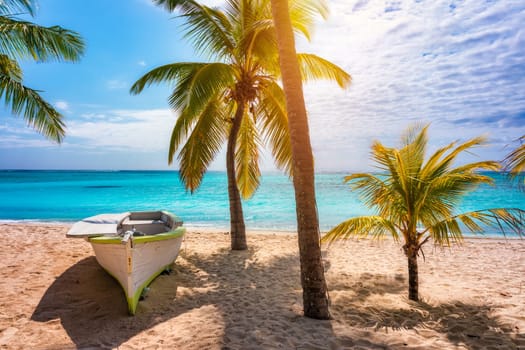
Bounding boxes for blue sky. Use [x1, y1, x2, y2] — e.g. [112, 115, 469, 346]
[0, 0, 524, 171]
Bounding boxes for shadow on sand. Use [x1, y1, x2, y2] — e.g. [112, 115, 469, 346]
[31, 247, 373, 349]
[31, 247, 522, 349]
[328, 272, 524, 349]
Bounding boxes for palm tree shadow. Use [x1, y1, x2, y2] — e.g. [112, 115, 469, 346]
[329, 273, 523, 349]
[177, 247, 388, 349]
[329, 272, 407, 303]
[30, 247, 394, 349]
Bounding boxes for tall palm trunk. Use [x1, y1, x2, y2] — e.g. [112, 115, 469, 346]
[270, 0, 330, 319]
[227, 102, 247, 250]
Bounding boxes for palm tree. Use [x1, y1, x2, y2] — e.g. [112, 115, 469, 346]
[270, 0, 330, 319]
[131, 0, 350, 250]
[323, 125, 524, 302]
[503, 135, 525, 184]
[0, 0, 84, 142]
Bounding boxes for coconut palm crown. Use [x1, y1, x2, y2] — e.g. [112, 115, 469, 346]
[322, 125, 524, 302]
[0, 0, 84, 142]
[131, 0, 350, 250]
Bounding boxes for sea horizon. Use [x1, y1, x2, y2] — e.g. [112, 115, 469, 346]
[1, 169, 524, 236]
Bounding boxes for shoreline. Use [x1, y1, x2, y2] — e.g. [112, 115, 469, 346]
[0, 220, 523, 240]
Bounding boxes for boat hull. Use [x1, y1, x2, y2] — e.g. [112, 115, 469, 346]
[89, 227, 185, 315]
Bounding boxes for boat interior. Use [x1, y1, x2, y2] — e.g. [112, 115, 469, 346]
[118, 211, 182, 236]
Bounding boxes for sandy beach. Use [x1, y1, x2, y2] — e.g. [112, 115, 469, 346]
[0, 223, 523, 349]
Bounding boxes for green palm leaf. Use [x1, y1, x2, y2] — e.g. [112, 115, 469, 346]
[289, 0, 328, 41]
[257, 80, 293, 174]
[238, 19, 277, 67]
[131, 62, 234, 115]
[0, 16, 84, 62]
[0, 0, 35, 16]
[168, 63, 234, 115]
[0, 74, 65, 142]
[503, 137, 525, 183]
[177, 98, 228, 192]
[0, 1, 84, 142]
[323, 216, 399, 243]
[0, 54, 22, 80]
[153, 0, 203, 12]
[297, 53, 350, 88]
[324, 124, 525, 301]
[429, 208, 525, 245]
[135, 0, 349, 250]
[235, 111, 261, 199]
[154, 0, 235, 59]
[167, 107, 200, 165]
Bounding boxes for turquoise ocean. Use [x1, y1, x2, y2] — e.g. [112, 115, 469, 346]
[0, 170, 524, 234]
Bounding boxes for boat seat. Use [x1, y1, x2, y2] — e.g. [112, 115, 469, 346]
[123, 219, 164, 225]
[121, 219, 169, 235]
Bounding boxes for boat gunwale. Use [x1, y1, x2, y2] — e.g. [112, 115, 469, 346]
[88, 226, 185, 244]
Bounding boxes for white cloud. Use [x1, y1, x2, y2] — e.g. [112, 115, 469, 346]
[0, 135, 56, 149]
[138, 60, 146, 67]
[55, 101, 70, 112]
[3, 0, 524, 172]
[66, 108, 176, 153]
[295, 0, 525, 171]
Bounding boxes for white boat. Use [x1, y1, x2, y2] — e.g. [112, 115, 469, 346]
[67, 211, 185, 315]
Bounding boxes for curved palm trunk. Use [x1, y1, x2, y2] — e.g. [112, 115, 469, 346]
[270, 0, 330, 319]
[227, 103, 247, 250]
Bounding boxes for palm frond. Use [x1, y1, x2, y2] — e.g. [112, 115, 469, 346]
[153, 0, 203, 12]
[168, 62, 234, 115]
[399, 123, 427, 178]
[0, 54, 22, 80]
[0, 0, 35, 16]
[429, 208, 525, 244]
[416, 173, 482, 223]
[238, 19, 278, 67]
[370, 142, 409, 210]
[296, 53, 350, 88]
[181, 7, 234, 59]
[429, 135, 488, 179]
[235, 109, 261, 199]
[450, 161, 500, 174]
[0, 74, 64, 142]
[344, 173, 395, 214]
[257, 80, 293, 175]
[322, 216, 399, 244]
[132, 62, 201, 94]
[168, 107, 201, 164]
[131, 62, 234, 115]
[177, 98, 228, 192]
[154, 1, 235, 58]
[503, 139, 525, 181]
[0, 16, 84, 62]
[288, 0, 328, 41]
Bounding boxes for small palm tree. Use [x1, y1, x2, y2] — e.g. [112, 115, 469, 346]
[503, 135, 525, 184]
[323, 125, 524, 302]
[131, 0, 350, 250]
[0, 0, 84, 142]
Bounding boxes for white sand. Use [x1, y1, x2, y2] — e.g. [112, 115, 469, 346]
[0, 223, 523, 349]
